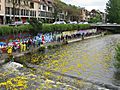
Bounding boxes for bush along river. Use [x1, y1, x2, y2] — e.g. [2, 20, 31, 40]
[0, 34, 120, 90]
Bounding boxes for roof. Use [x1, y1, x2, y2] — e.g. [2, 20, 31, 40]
[32, 0, 40, 3]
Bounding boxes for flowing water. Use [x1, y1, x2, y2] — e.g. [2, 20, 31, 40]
[37, 34, 120, 86]
[1, 34, 120, 89]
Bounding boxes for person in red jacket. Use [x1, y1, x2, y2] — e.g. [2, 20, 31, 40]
[42, 35, 45, 44]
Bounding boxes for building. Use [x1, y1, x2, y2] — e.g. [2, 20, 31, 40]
[89, 9, 106, 23]
[0, 0, 5, 24]
[0, 0, 87, 24]
[39, 0, 54, 22]
[0, 0, 67, 24]
[5, 0, 38, 24]
[39, 0, 67, 22]
[80, 8, 87, 21]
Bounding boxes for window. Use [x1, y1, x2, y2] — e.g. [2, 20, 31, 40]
[40, 11, 46, 17]
[39, 6, 41, 10]
[24, 9, 26, 16]
[48, 7, 52, 12]
[15, 8, 19, 15]
[43, 5, 46, 10]
[15, 0, 18, 4]
[24, 1, 28, 5]
[21, 9, 23, 15]
[26, 10, 29, 16]
[30, 2, 34, 9]
[30, 11, 36, 16]
[30, 10, 33, 16]
[46, 12, 49, 17]
[34, 11, 36, 16]
[11, 8, 14, 15]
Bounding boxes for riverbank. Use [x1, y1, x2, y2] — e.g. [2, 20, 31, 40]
[0, 34, 102, 65]
[0, 61, 112, 90]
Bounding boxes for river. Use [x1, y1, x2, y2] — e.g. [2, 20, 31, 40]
[37, 34, 120, 87]
[1, 34, 120, 89]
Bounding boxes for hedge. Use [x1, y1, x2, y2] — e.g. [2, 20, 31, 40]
[0, 25, 33, 35]
[42, 24, 90, 33]
[0, 24, 90, 35]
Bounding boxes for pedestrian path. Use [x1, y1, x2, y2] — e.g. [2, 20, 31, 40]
[68, 34, 101, 43]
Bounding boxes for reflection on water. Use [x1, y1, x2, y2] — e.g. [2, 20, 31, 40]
[33, 34, 120, 86]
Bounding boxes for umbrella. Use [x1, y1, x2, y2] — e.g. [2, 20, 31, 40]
[0, 42, 6, 45]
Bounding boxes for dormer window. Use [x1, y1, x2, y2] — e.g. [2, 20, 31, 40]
[43, 5, 46, 10]
[30, 2, 34, 9]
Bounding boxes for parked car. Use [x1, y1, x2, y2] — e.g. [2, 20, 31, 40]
[83, 22, 88, 24]
[113, 23, 117, 24]
[24, 22, 30, 25]
[9, 21, 23, 26]
[68, 21, 77, 24]
[53, 21, 66, 24]
[107, 23, 110, 24]
[96, 22, 102, 24]
[78, 22, 88, 24]
[78, 22, 83, 24]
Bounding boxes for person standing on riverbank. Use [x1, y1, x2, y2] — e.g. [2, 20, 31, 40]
[42, 35, 45, 44]
[0, 49, 2, 57]
[23, 43, 26, 51]
[81, 33, 84, 40]
[7, 46, 13, 58]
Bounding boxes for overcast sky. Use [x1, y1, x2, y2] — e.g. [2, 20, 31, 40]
[61, 0, 109, 12]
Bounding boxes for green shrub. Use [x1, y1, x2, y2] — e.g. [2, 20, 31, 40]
[0, 24, 90, 35]
[52, 44, 61, 48]
[115, 44, 120, 69]
[42, 24, 54, 33]
[0, 26, 13, 35]
[42, 24, 90, 32]
[47, 45, 53, 49]
[78, 24, 90, 30]
[39, 46, 46, 52]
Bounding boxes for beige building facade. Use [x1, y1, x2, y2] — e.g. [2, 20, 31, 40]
[0, 0, 42, 24]
[0, 0, 58, 24]
[0, 0, 87, 24]
[0, 0, 5, 24]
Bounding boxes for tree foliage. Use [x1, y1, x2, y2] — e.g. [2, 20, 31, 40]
[88, 13, 102, 23]
[53, 0, 67, 21]
[66, 5, 81, 21]
[106, 0, 120, 23]
[53, 0, 81, 21]
[28, 18, 42, 35]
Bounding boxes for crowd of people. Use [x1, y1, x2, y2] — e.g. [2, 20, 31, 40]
[0, 29, 102, 58]
[0, 35, 45, 57]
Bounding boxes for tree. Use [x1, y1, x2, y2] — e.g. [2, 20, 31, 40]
[28, 18, 42, 35]
[66, 4, 81, 21]
[53, 0, 67, 21]
[106, 0, 120, 23]
[88, 13, 102, 23]
[53, 0, 81, 22]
